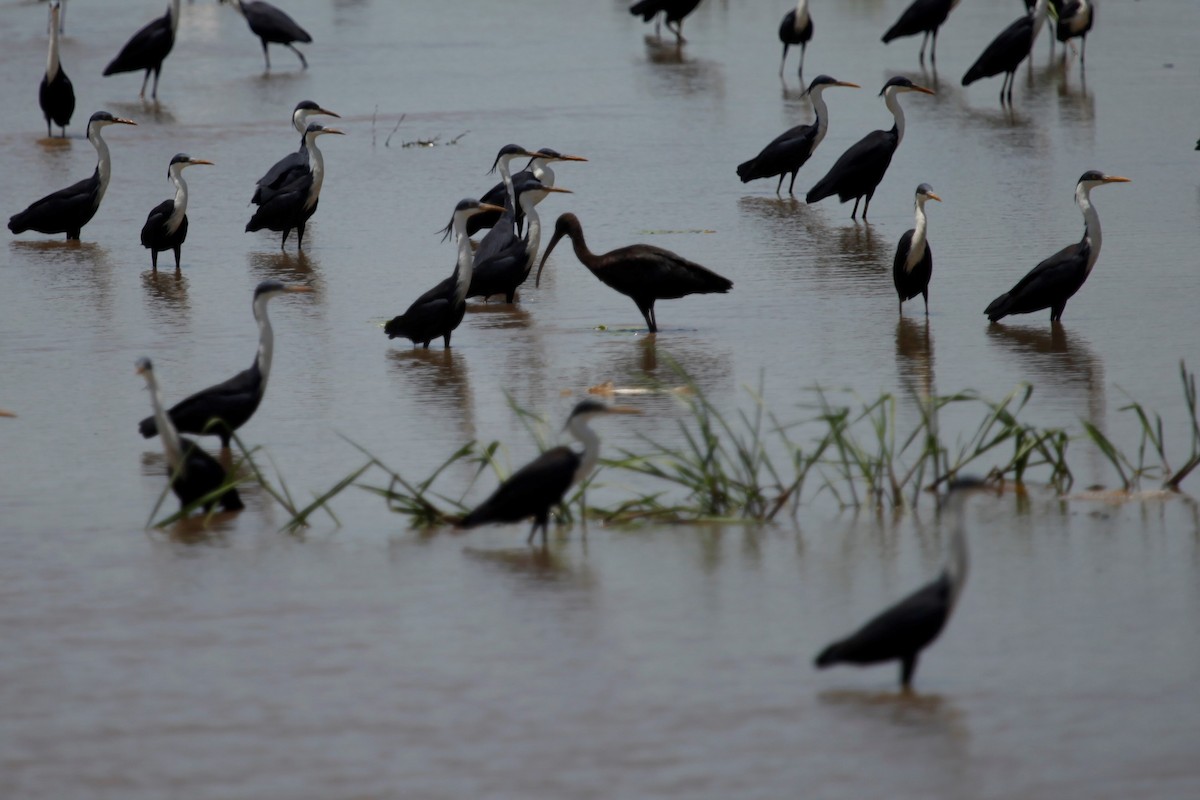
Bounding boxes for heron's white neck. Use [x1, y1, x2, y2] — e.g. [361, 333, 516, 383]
[168, 0, 182, 35]
[905, 198, 930, 272]
[166, 164, 189, 232]
[1078, 182, 1103, 278]
[90, 123, 114, 204]
[884, 87, 907, 146]
[531, 159, 555, 187]
[521, 195, 546, 278]
[567, 414, 602, 486]
[794, 0, 810, 28]
[144, 371, 185, 472]
[1030, 0, 1049, 42]
[453, 216, 476, 307]
[252, 294, 276, 389]
[46, 9, 62, 80]
[940, 489, 972, 609]
[293, 109, 316, 135]
[304, 135, 326, 211]
[497, 156, 517, 211]
[809, 86, 832, 148]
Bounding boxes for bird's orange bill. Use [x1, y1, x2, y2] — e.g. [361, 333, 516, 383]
[604, 405, 643, 415]
[317, 108, 340, 118]
[190, 158, 215, 166]
[322, 128, 347, 135]
[555, 154, 588, 162]
[478, 203, 507, 214]
[542, 186, 573, 194]
[284, 285, 314, 294]
[1103, 176, 1131, 183]
[912, 85, 936, 95]
[834, 81, 861, 89]
[116, 118, 138, 125]
[927, 192, 943, 202]
[0, 409, 16, 418]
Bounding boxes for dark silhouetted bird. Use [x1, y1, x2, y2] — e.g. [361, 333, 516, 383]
[103, 0, 181, 100]
[892, 183, 942, 315]
[39, 2, 74, 138]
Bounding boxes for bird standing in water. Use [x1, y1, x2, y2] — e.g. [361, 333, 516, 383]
[103, 0, 181, 100]
[892, 183, 942, 315]
[245, 122, 344, 250]
[537, 213, 733, 333]
[778, 0, 814, 81]
[881, 0, 961, 65]
[629, 0, 703, 44]
[39, 1, 74, 138]
[252, 101, 339, 206]
[136, 358, 244, 514]
[985, 171, 1128, 324]
[961, 0, 1049, 105]
[220, 0, 314, 71]
[140, 153, 214, 271]
[459, 400, 641, 545]
[814, 476, 996, 690]
[9, 111, 136, 240]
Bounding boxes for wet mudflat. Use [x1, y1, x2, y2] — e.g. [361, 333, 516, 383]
[2, 1, 1199, 797]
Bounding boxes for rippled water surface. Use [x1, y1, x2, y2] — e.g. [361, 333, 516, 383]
[2, 1, 1200, 797]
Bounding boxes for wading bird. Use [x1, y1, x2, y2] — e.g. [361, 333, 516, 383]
[629, 0, 703, 44]
[537, 213, 733, 333]
[39, 2, 74, 138]
[103, 0, 181, 100]
[985, 171, 1128, 324]
[893, 183, 942, 315]
[881, 0, 961, 65]
[136, 358, 244, 514]
[459, 400, 641, 544]
[40, 0, 68, 34]
[961, 0, 1049, 105]
[1055, 0, 1094, 68]
[252, 100, 339, 205]
[138, 281, 312, 447]
[220, 0, 313, 70]
[384, 199, 506, 348]
[806, 77, 934, 220]
[455, 144, 543, 239]
[737, 75, 859, 195]
[140, 153, 213, 271]
[8, 111, 136, 240]
[482, 147, 587, 238]
[814, 476, 995, 689]
[245, 123, 344, 250]
[469, 175, 572, 303]
[778, 0, 813, 80]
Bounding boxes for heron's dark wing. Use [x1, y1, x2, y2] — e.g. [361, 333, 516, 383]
[173, 437, 244, 512]
[806, 129, 897, 203]
[253, 149, 309, 204]
[245, 172, 313, 231]
[469, 238, 528, 298]
[737, 123, 818, 182]
[140, 199, 174, 245]
[243, 3, 312, 44]
[461, 446, 579, 527]
[104, 16, 173, 74]
[962, 16, 1033, 83]
[817, 573, 953, 666]
[883, 0, 955, 42]
[164, 366, 262, 435]
[8, 174, 99, 234]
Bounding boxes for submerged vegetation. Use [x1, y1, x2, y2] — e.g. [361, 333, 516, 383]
[150, 362, 1200, 532]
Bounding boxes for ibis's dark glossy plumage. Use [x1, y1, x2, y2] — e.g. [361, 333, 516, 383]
[629, 0, 703, 43]
[102, 0, 180, 100]
[468, 176, 572, 303]
[778, 1, 814, 80]
[39, 2, 74, 138]
[459, 400, 641, 544]
[140, 153, 213, 271]
[986, 171, 1128, 324]
[245, 123, 344, 250]
[384, 199, 506, 348]
[8, 111, 136, 240]
[221, 0, 313, 70]
[893, 183, 942, 315]
[537, 213, 733, 333]
[961, 0, 1049, 104]
[881, 0, 961, 64]
[737, 75, 858, 195]
[806, 77, 934, 220]
[136, 358, 244, 514]
[814, 477, 994, 689]
[252, 101, 339, 206]
[137, 282, 312, 447]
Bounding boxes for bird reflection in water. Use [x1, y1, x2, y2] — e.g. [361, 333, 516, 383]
[388, 348, 474, 428]
[249, 248, 321, 286]
[986, 322, 1105, 425]
[895, 317, 936, 402]
[109, 100, 175, 123]
[465, 302, 532, 334]
[141, 269, 190, 318]
[460, 545, 590, 584]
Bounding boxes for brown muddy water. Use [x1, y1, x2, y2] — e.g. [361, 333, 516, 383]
[2, 1, 1199, 797]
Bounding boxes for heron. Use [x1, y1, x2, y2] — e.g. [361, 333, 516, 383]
[1055, 0, 1094, 68]
[629, 0, 703, 44]
[140, 153, 213, 272]
[137, 281, 313, 448]
[985, 171, 1128, 324]
[39, 2, 74, 138]
[806, 77, 935, 220]
[778, 1, 814, 81]
[444, 146, 581, 241]
[458, 400, 641, 545]
[8, 111, 137, 240]
[536, 213, 733, 333]
[961, 0, 1049, 105]
[737, 75, 859, 195]
[245, 123, 344, 250]
[136, 358, 245, 514]
[881, 0, 961, 65]
[814, 476, 996, 690]
[468, 175, 573, 303]
[252, 101, 339, 206]
[220, 0, 313, 70]
[40, 0, 68, 34]
[384, 199, 506, 348]
[892, 183, 942, 315]
[103, 0, 181, 100]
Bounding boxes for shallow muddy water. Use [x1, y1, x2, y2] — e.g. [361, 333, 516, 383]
[2, 1, 1199, 797]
